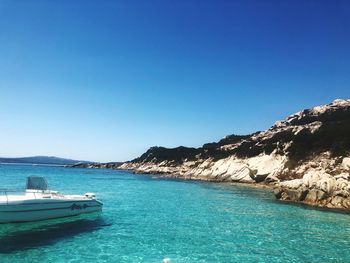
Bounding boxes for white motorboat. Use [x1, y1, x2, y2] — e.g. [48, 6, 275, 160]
[0, 177, 103, 223]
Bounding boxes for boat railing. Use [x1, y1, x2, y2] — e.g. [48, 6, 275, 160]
[0, 189, 52, 205]
[0, 188, 26, 194]
[0, 189, 24, 205]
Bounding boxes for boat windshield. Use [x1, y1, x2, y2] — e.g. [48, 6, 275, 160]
[26, 177, 48, 191]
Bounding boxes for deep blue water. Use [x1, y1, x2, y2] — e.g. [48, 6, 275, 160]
[0, 164, 350, 262]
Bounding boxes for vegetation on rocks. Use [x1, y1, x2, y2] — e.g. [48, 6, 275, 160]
[74, 99, 350, 210]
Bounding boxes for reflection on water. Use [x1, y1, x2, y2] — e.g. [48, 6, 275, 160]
[0, 214, 111, 254]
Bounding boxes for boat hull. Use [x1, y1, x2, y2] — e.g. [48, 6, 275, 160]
[0, 199, 102, 223]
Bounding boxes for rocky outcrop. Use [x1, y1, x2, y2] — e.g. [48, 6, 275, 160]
[70, 162, 122, 169]
[274, 153, 350, 209]
[119, 99, 350, 210]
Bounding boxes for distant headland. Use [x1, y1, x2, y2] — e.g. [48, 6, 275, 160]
[73, 99, 350, 211]
[0, 156, 89, 166]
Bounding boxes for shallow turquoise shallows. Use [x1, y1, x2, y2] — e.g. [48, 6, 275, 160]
[0, 165, 350, 263]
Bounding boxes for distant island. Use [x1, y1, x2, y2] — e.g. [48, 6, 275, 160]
[75, 99, 350, 211]
[0, 156, 90, 166]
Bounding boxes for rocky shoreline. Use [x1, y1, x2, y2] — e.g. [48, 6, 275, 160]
[72, 99, 350, 211]
[71, 162, 122, 169]
[120, 155, 350, 210]
[274, 157, 350, 210]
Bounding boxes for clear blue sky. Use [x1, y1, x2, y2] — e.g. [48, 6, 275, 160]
[0, 0, 349, 162]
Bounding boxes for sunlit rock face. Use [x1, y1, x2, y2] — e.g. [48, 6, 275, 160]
[121, 99, 350, 209]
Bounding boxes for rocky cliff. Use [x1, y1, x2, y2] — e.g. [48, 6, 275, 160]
[120, 99, 350, 210]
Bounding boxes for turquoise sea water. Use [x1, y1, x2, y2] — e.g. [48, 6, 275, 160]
[0, 164, 350, 262]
